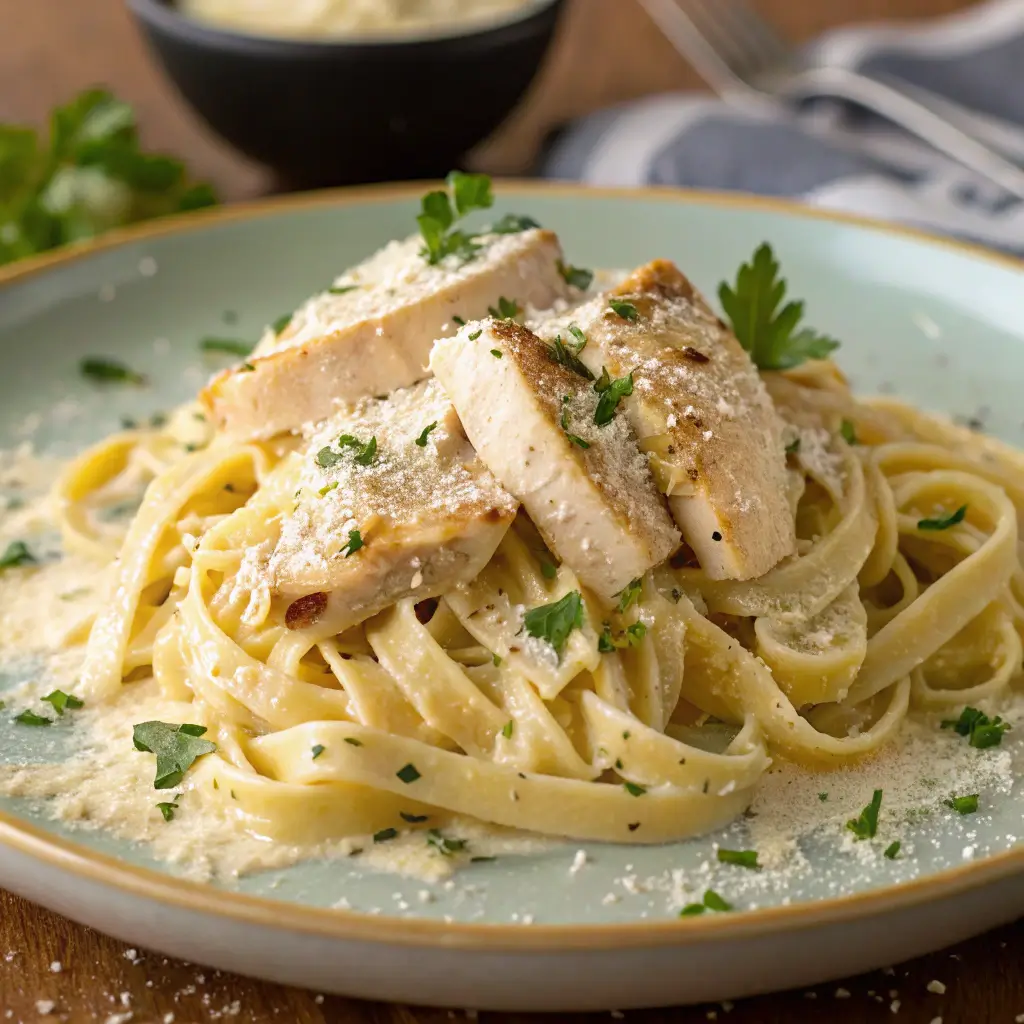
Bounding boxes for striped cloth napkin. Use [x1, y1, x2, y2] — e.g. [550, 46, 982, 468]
[542, 0, 1024, 255]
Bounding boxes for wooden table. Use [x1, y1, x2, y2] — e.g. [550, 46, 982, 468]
[4, 0, 1021, 1021]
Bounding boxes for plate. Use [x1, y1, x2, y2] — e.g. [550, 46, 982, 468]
[1, 183, 1023, 1012]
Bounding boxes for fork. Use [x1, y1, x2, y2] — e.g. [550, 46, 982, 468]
[638, 0, 1024, 199]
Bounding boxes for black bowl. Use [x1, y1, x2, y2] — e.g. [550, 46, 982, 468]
[127, 0, 566, 188]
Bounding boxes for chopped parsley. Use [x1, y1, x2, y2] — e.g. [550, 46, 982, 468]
[560, 397, 590, 449]
[239, 363, 255, 372]
[374, 828, 398, 843]
[884, 841, 901, 860]
[623, 781, 646, 797]
[680, 890, 732, 916]
[417, 172, 493, 264]
[840, 419, 857, 445]
[490, 348, 501, 357]
[469, 330, 483, 342]
[341, 530, 364, 558]
[846, 789, 883, 840]
[539, 558, 558, 580]
[522, 590, 584, 659]
[941, 706, 1010, 749]
[156, 799, 179, 822]
[0, 541, 35, 571]
[311, 744, 326, 760]
[608, 298, 638, 322]
[918, 505, 967, 531]
[818, 792, 828, 802]
[400, 812, 429, 823]
[328, 284, 358, 295]
[717, 848, 760, 870]
[785, 437, 801, 454]
[41, 690, 84, 715]
[617, 577, 642, 613]
[501, 720, 514, 739]
[718, 243, 839, 370]
[558, 260, 593, 291]
[548, 325, 594, 381]
[13, 710, 50, 727]
[415, 422, 437, 447]
[132, 721, 216, 790]
[200, 337, 253, 357]
[427, 829, 467, 856]
[452, 315, 466, 326]
[598, 621, 646, 652]
[946, 793, 978, 815]
[593, 368, 634, 426]
[344, 737, 362, 747]
[492, 653, 502, 667]
[396, 763, 421, 784]
[488, 213, 541, 234]
[316, 433, 377, 468]
[80, 357, 146, 385]
[272, 313, 291, 335]
[488, 296, 520, 320]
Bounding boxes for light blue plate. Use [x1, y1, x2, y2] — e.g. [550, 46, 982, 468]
[1, 185, 1022, 1010]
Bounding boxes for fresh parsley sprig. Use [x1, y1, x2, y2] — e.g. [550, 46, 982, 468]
[846, 789, 883, 840]
[548, 324, 594, 381]
[593, 368, 634, 426]
[941, 706, 1010, 749]
[718, 243, 839, 371]
[417, 172, 493, 264]
[0, 88, 216, 268]
[132, 721, 216, 790]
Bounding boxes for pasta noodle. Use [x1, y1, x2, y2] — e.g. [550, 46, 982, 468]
[52, 278, 1024, 852]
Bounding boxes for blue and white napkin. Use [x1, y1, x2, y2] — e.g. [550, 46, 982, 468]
[542, 0, 1024, 254]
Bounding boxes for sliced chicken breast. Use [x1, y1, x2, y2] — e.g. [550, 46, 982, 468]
[430, 318, 680, 600]
[201, 229, 572, 440]
[239, 379, 518, 636]
[537, 260, 795, 581]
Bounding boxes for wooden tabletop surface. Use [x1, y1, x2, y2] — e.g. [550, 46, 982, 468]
[3, 0, 1021, 1021]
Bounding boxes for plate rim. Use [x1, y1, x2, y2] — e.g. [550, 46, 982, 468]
[1, 180, 1022, 952]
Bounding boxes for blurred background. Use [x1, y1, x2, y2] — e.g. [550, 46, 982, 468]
[6, 0, 1023, 266]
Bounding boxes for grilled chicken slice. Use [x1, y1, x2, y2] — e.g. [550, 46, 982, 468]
[240, 380, 518, 636]
[537, 260, 795, 581]
[430, 318, 680, 600]
[201, 229, 572, 440]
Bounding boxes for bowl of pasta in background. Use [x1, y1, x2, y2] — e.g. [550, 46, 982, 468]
[126, 0, 566, 187]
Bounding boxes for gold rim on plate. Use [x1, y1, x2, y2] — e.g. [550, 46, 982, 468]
[0, 182, 1021, 952]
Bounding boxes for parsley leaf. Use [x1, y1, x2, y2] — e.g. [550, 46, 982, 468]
[488, 296, 520, 320]
[617, 577, 642, 613]
[560, 397, 591, 449]
[488, 213, 540, 234]
[558, 260, 593, 291]
[41, 690, 84, 715]
[522, 591, 584, 659]
[548, 324, 594, 380]
[941, 706, 1010, 749]
[501, 720, 514, 739]
[918, 505, 967, 531]
[80, 357, 146, 385]
[716, 848, 760, 869]
[946, 793, 978, 815]
[200, 337, 253, 357]
[311, 744, 326, 760]
[427, 829, 467, 856]
[840, 418, 857, 445]
[354, 435, 377, 466]
[0, 88, 216, 270]
[608, 298, 638, 322]
[0, 540, 35, 571]
[156, 799, 179, 822]
[598, 621, 646, 652]
[316, 434, 376, 469]
[374, 827, 398, 843]
[13, 710, 51, 727]
[718, 243, 840, 370]
[132, 721, 216, 790]
[884, 841, 901, 860]
[593, 369, 634, 426]
[846, 789, 883, 840]
[396, 763, 421, 784]
[272, 313, 292, 335]
[623, 781, 646, 797]
[680, 890, 733, 916]
[416, 171, 494, 265]
[341, 530, 363, 558]
[415, 422, 437, 447]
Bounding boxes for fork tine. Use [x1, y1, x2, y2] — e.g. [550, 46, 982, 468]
[684, 0, 783, 80]
[636, 0, 748, 93]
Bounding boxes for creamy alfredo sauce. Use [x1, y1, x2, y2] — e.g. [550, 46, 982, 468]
[178, 0, 541, 40]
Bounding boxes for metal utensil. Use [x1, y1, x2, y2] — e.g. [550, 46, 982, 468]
[639, 0, 1024, 199]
